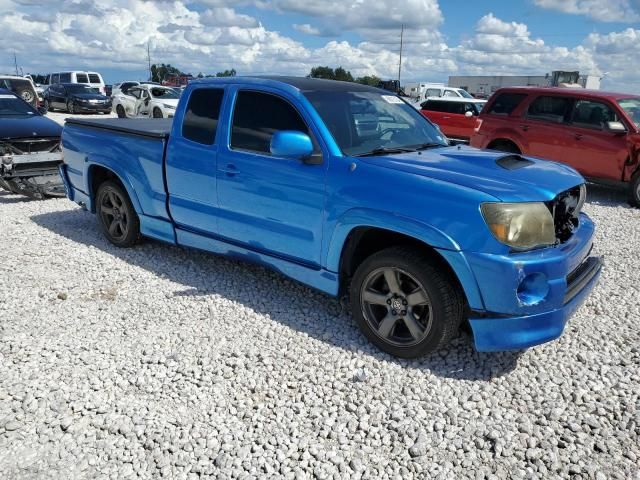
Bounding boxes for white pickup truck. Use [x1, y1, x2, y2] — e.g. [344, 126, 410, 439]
[111, 84, 181, 119]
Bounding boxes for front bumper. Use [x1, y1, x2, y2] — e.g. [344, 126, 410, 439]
[463, 213, 603, 351]
[74, 103, 112, 113]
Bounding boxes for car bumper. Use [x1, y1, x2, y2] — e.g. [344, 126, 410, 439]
[462, 213, 602, 351]
[74, 103, 112, 112]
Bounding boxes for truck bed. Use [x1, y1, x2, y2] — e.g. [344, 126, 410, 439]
[64, 118, 172, 139]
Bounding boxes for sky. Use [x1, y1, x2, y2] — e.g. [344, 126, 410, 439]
[1, 0, 639, 93]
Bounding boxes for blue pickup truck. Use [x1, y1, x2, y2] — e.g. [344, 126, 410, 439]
[60, 77, 602, 358]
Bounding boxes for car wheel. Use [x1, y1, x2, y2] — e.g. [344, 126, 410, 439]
[96, 180, 141, 247]
[152, 107, 163, 118]
[67, 101, 75, 114]
[116, 104, 126, 118]
[630, 172, 640, 208]
[349, 246, 464, 358]
[490, 140, 521, 154]
[17, 87, 35, 105]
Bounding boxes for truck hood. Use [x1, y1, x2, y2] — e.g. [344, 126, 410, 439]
[360, 145, 584, 202]
[0, 114, 62, 140]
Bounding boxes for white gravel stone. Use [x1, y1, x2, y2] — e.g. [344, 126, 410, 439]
[0, 175, 638, 479]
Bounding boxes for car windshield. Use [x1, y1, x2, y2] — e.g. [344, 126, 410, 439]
[67, 85, 99, 94]
[304, 90, 448, 156]
[459, 90, 473, 99]
[150, 87, 180, 99]
[0, 94, 36, 115]
[617, 98, 640, 128]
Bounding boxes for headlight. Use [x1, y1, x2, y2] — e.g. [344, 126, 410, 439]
[481, 202, 556, 250]
[163, 103, 176, 109]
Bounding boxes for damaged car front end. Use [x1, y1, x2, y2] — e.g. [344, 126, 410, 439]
[0, 89, 64, 199]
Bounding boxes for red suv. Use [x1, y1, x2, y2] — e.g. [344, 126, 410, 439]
[471, 87, 640, 205]
[419, 98, 486, 143]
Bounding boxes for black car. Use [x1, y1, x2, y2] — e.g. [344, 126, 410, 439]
[44, 83, 112, 114]
[0, 88, 64, 198]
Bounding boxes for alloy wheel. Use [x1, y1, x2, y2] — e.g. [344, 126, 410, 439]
[100, 189, 129, 242]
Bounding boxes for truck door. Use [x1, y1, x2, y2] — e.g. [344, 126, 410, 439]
[216, 88, 327, 267]
[522, 95, 574, 162]
[165, 87, 226, 234]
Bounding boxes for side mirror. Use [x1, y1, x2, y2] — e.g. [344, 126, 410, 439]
[606, 121, 626, 133]
[464, 111, 474, 117]
[270, 131, 316, 162]
[37, 106, 47, 115]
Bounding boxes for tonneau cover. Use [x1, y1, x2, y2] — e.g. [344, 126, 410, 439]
[64, 118, 172, 139]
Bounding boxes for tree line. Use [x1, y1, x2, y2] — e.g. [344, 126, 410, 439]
[307, 66, 381, 86]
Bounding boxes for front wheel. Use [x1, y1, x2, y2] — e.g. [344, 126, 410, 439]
[350, 246, 464, 358]
[115, 104, 126, 118]
[96, 180, 141, 247]
[152, 107, 163, 118]
[67, 101, 75, 114]
[43, 99, 51, 112]
[630, 172, 640, 207]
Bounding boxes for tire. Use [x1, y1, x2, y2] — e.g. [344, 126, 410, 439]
[67, 101, 75, 114]
[96, 180, 141, 247]
[490, 140, 520, 154]
[17, 87, 35, 106]
[350, 246, 464, 358]
[43, 99, 51, 112]
[116, 104, 126, 118]
[630, 172, 640, 208]
[152, 107, 163, 119]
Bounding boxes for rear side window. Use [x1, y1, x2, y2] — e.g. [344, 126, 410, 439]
[231, 91, 309, 154]
[59, 73, 71, 83]
[527, 96, 572, 123]
[488, 93, 527, 115]
[52, 74, 60, 84]
[76, 73, 89, 83]
[443, 90, 458, 98]
[426, 88, 442, 98]
[88, 74, 101, 83]
[571, 100, 619, 130]
[182, 88, 224, 145]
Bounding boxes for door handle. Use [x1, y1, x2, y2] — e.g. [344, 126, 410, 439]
[574, 133, 583, 140]
[520, 125, 529, 131]
[219, 164, 239, 176]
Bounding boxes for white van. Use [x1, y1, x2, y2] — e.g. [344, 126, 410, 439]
[405, 82, 473, 107]
[45, 71, 106, 95]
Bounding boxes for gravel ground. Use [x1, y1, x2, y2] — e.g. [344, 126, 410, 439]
[0, 179, 638, 479]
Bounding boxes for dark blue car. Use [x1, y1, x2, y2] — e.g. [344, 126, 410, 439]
[0, 89, 64, 198]
[59, 77, 603, 357]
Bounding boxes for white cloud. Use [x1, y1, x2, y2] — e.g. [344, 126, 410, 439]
[586, 28, 640, 92]
[293, 23, 322, 36]
[534, 0, 640, 22]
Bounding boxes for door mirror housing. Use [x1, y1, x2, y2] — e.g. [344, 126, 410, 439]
[606, 121, 626, 133]
[464, 111, 474, 118]
[270, 131, 315, 161]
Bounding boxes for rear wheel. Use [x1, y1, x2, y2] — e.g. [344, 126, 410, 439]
[630, 172, 640, 207]
[490, 140, 521, 154]
[152, 107, 163, 118]
[43, 99, 51, 112]
[67, 101, 75, 114]
[116, 104, 126, 118]
[350, 246, 464, 358]
[17, 87, 35, 106]
[96, 180, 141, 247]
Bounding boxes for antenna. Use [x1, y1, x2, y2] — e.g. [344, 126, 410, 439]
[147, 42, 152, 81]
[397, 24, 404, 89]
[13, 51, 19, 76]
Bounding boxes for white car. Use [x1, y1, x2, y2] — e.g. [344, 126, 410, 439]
[112, 84, 180, 119]
[111, 81, 161, 98]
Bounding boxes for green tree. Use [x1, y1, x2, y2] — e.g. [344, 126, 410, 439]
[216, 69, 236, 77]
[355, 75, 381, 87]
[308, 66, 337, 80]
[150, 63, 182, 83]
[333, 66, 354, 82]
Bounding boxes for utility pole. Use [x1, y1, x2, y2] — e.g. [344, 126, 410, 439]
[147, 42, 152, 81]
[13, 51, 19, 76]
[397, 24, 404, 89]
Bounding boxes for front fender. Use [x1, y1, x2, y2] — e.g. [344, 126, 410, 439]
[324, 208, 461, 273]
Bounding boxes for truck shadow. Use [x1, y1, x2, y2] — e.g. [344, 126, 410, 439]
[0, 190, 38, 204]
[31, 208, 523, 381]
[585, 183, 630, 206]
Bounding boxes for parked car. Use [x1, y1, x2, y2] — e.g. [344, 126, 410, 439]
[0, 75, 39, 107]
[0, 88, 64, 198]
[470, 87, 640, 205]
[111, 81, 160, 97]
[161, 73, 192, 88]
[60, 77, 602, 357]
[112, 84, 180, 118]
[419, 98, 487, 143]
[407, 83, 474, 107]
[23, 75, 45, 101]
[43, 83, 112, 114]
[45, 71, 106, 95]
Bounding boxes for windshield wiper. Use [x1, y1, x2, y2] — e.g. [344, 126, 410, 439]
[408, 142, 447, 151]
[353, 146, 415, 157]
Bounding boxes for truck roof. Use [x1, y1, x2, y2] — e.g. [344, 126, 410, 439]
[493, 86, 640, 101]
[190, 76, 382, 94]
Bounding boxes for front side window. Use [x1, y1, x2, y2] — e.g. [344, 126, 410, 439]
[443, 90, 458, 98]
[527, 96, 572, 123]
[231, 91, 309, 154]
[488, 93, 527, 115]
[426, 88, 442, 97]
[458, 90, 473, 99]
[305, 90, 447, 157]
[182, 88, 224, 145]
[52, 74, 60, 84]
[59, 73, 71, 83]
[571, 100, 619, 130]
[617, 98, 640, 128]
[76, 73, 89, 83]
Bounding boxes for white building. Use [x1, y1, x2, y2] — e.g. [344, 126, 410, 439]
[448, 74, 601, 97]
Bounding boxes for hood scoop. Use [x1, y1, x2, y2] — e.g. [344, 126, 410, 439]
[495, 154, 534, 171]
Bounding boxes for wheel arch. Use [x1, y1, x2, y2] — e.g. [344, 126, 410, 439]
[487, 137, 523, 153]
[86, 163, 142, 214]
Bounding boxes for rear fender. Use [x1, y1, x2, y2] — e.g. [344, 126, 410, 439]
[487, 129, 527, 153]
[623, 133, 640, 181]
[85, 159, 142, 214]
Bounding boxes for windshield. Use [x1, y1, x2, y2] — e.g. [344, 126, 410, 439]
[618, 98, 640, 128]
[459, 90, 473, 99]
[150, 87, 180, 99]
[0, 94, 37, 115]
[67, 85, 99, 94]
[304, 90, 448, 156]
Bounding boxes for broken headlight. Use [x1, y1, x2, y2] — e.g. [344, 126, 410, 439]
[481, 202, 556, 251]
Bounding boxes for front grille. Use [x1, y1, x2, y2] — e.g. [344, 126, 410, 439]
[0, 138, 61, 155]
[547, 185, 585, 243]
